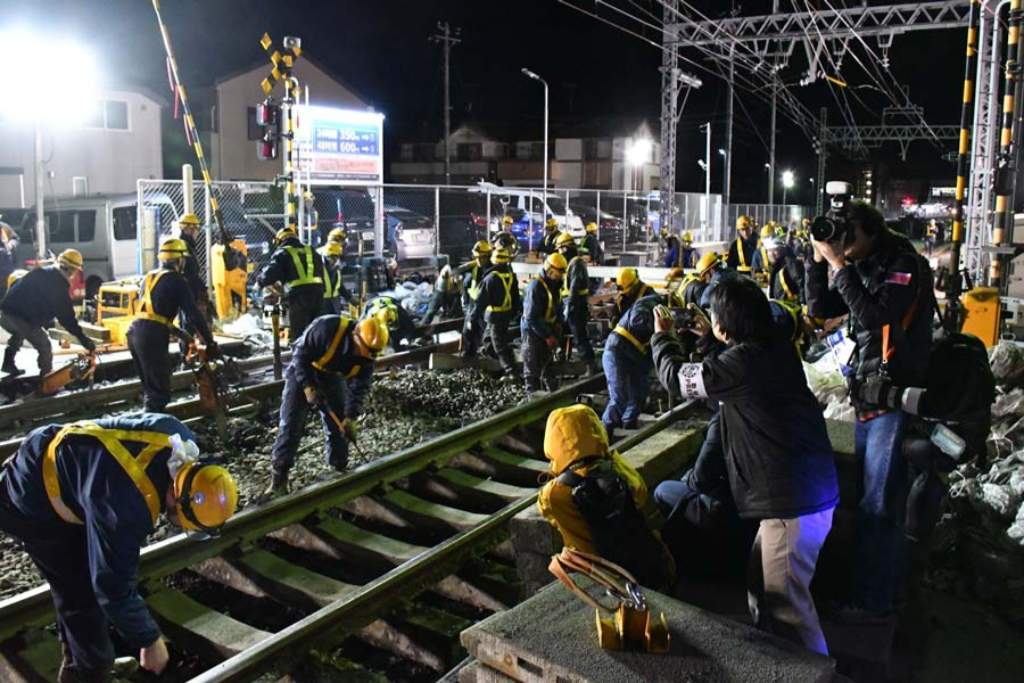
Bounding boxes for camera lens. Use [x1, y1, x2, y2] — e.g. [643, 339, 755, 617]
[810, 216, 837, 242]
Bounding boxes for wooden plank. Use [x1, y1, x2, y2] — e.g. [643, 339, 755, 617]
[146, 588, 271, 660]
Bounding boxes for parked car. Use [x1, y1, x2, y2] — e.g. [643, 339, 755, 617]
[384, 205, 435, 261]
[471, 183, 585, 237]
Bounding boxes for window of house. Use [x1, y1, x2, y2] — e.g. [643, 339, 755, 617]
[85, 99, 130, 131]
[112, 206, 137, 241]
[47, 211, 76, 243]
[76, 211, 96, 241]
[457, 143, 482, 162]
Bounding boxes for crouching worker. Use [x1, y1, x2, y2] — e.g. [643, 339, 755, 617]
[264, 315, 389, 496]
[651, 277, 838, 654]
[128, 239, 219, 412]
[0, 413, 238, 682]
[538, 404, 675, 590]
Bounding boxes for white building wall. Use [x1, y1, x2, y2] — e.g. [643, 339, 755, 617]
[0, 89, 162, 207]
[215, 60, 370, 181]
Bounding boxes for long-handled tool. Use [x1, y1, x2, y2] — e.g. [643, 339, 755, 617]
[318, 394, 369, 461]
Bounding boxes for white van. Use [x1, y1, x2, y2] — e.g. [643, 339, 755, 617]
[470, 182, 585, 237]
[15, 193, 179, 298]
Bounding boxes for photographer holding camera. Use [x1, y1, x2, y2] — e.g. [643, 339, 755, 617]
[805, 185, 935, 619]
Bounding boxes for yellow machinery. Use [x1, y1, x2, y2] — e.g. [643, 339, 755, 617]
[212, 239, 249, 320]
[961, 287, 1001, 348]
[96, 280, 142, 345]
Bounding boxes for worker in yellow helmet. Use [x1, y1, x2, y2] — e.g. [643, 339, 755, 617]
[265, 315, 389, 496]
[679, 230, 698, 269]
[421, 263, 461, 325]
[0, 248, 95, 377]
[522, 252, 567, 393]
[540, 217, 560, 255]
[0, 413, 237, 679]
[318, 241, 354, 315]
[612, 266, 652, 324]
[362, 295, 419, 351]
[492, 215, 519, 257]
[727, 215, 758, 273]
[752, 224, 778, 281]
[582, 221, 603, 265]
[458, 241, 493, 357]
[174, 213, 211, 321]
[128, 238, 218, 412]
[556, 232, 596, 372]
[257, 227, 325, 342]
[660, 227, 681, 268]
[327, 225, 348, 246]
[471, 245, 521, 372]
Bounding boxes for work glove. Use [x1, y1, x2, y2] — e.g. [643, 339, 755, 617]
[859, 375, 902, 410]
[304, 385, 319, 405]
[340, 417, 359, 443]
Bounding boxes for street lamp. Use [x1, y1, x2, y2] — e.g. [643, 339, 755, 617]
[781, 169, 795, 206]
[521, 68, 548, 212]
[0, 29, 98, 259]
[626, 137, 651, 193]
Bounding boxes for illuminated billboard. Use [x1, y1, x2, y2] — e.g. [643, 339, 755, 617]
[295, 105, 384, 185]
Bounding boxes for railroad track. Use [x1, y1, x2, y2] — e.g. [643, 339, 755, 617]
[0, 374, 696, 682]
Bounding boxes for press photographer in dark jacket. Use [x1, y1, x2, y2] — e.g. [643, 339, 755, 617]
[805, 201, 935, 617]
[651, 277, 838, 654]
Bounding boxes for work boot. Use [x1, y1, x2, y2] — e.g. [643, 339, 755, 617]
[622, 420, 639, 430]
[261, 471, 289, 500]
[2, 349, 22, 377]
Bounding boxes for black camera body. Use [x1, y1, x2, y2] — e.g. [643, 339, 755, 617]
[810, 181, 854, 244]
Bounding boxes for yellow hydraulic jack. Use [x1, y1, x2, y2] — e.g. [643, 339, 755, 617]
[548, 548, 670, 653]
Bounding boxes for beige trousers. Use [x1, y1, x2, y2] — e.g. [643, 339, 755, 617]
[747, 506, 834, 655]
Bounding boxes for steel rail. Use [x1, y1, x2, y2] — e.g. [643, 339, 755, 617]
[192, 397, 698, 683]
[0, 372, 605, 640]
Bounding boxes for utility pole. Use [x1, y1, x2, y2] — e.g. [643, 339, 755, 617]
[431, 22, 460, 185]
[816, 107, 828, 215]
[724, 54, 734, 231]
[702, 121, 711, 234]
[768, 73, 778, 205]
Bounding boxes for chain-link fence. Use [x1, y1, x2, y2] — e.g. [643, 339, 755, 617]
[137, 179, 812, 289]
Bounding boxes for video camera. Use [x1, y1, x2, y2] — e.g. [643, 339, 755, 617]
[810, 181, 854, 244]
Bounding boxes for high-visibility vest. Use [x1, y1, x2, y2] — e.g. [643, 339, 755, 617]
[560, 257, 589, 298]
[311, 316, 360, 378]
[536, 277, 556, 322]
[613, 324, 648, 354]
[486, 271, 516, 313]
[42, 422, 171, 526]
[323, 267, 342, 300]
[777, 268, 799, 302]
[135, 269, 175, 328]
[467, 264, 484, 301]
[285, 245, 323, 289]
[735, 237, 750, 271]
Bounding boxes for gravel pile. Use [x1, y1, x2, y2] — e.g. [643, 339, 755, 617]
[0, 368, 528, 599]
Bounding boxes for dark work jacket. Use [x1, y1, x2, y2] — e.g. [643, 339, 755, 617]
[679, 246, 698, 269]
[363, 296, 418, 351]
[521, 276, 563, 339]
[607, 293, 665, 366]
[662, 237, 679, 268]
[561, 252, 590, 313]
[476, 264, 522, 322]
[613, 283, 654, 324]
[582, 234, 603, 265]
[769, 251, 805, 304]
[290, 315, 373, 418]
[258, 237, 325, 303]
[179, 231, 206, 303]
[699, 268, 742, 309]
[651, 331, 839, 519]
[0, 413, 196, 650]
[804, 230, 934, 386]
[1, 266, 93, 348]
[726, 234, 759, 270]
[136, 268, 214, 344]
[540, 229, 559, 255]
[458, 259, 491, 311]
[681, 277, 708, 308]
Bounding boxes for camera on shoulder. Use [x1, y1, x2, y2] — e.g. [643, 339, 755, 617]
[810, 181, 854, 244]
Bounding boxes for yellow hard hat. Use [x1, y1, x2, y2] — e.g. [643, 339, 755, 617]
[502, 215, 514, 226]
[660, 226, 670, 238]
[617, 267, 639, 291]
[545, 217, 558, 230]
[158, 238, 188, 261]
[370, 301, 399, 327]
[585, 221, 598, 234]
[736, 215, 751, 231]
[761, 224, 775, 239]
[355, 316, 389, 354]
[697, 251, 721, 275]
[681, 231, 693, 244]
[57, 248, 83, 271]
[276, 228, 298, 243]
[472, 240, 493, 256]
[178, 214, 201, 229]
[544, 252, 568, 273]
[555, 231, 575, 249]
[493, 246, 513, 264]
[328, 227, 347, 243]
[319, 242, 343, 258]
[174, 461, 238, 533]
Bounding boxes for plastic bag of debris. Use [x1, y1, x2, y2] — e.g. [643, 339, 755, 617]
[221, 313, 272, 348]
[992, 387, 1024, 419]
[1007, 502, 1024, 545]
[987, 413, 1024, 460]
[804, 361, 848, 406]
[989, 341, 1024, 387]
[823, 397, 855, 422]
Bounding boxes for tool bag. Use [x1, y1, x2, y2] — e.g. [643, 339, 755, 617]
[558, 460, 670, 589]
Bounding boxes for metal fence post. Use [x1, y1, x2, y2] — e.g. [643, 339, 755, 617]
[136, 179, 144, 276]
[374, 185, 384, 258]
[528, 189, 535, 253]
[595, 190, 602, 241]
[434, 185, 441, 257]
[204, 184, 213, 290]
[622, 191, 627, 254]
[486, 189, 491, 232]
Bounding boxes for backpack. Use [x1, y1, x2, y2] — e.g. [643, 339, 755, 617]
[558, 460, 670, 588]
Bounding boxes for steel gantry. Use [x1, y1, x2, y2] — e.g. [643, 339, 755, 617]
[824, 124, 961, 159]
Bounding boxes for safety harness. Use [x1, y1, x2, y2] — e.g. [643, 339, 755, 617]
[312, 316, 354, 375]
[777, 267, 799, 302]
[43, 423, 171, 526]
[322, 266, 343, 301]
[536, 277, 557, 322]
[467, 264, 485, 301]
[735, 237, 751, 272]
[486, 270, 516, 314]
[135, 270, 175, 328]
[284, 245, 323, 290]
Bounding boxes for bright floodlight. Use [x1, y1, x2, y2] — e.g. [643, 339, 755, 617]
[626, 138, 652, 167]
[0, 29, 98, 125]
[782, 170, 795, 189]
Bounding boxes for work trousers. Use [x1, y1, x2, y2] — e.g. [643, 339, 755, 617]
[0, 495, 115, 681]
[747, 507, 834, 656]
[286, 289, 323, 344]
[270, 366, 349, 476]
[852, 410, 909, 612]
[461, 312, 485, 357]
[0, 312, 53, 375]
[565, 299, 594, 362]
[126, 319, 173, 413]
[521, 332, 556, 393]
[485, 312, 516, 372]
[601, 345, 650, 431]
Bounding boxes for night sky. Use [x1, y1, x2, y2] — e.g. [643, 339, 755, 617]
[0, 0, 970, 204]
